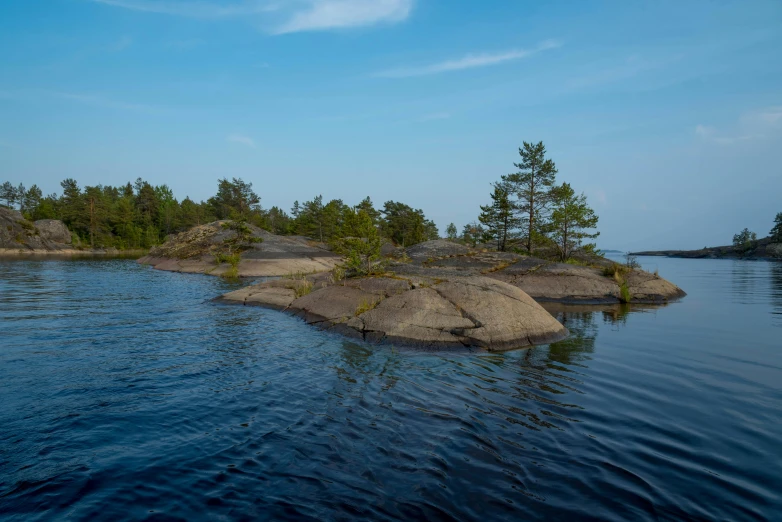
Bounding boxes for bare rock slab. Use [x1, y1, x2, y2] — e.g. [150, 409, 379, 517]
[219, 275, 569, 352]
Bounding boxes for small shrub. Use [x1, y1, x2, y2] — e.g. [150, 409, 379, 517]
[619, 282, 632, 303]
[284, 272, 314, 298]
[19, 220, 36, 232]
[222, 265, 239, 280]
[624, 254, 640, 269]
[294, 279, 313, 298]
[328, 265, 346, 285]
[215, 252, 241, 267]
[355, 297, 380, 316]
[602, 263, 630, 278]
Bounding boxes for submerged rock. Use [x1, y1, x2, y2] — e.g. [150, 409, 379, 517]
[220, 274, 568, 351]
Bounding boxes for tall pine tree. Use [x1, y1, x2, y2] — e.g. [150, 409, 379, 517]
[478, 183, 520, 252]
[503, 141, 558, 253]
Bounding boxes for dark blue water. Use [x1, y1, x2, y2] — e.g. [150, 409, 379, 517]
[1, 257, 781, 521]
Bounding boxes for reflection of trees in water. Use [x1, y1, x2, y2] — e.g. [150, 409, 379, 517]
[771, 264, 782, 325]
[731, 260, 759, 304]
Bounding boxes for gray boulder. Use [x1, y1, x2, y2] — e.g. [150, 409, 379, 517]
[220, 274, 569, 351]
[34, 219, 72, 244]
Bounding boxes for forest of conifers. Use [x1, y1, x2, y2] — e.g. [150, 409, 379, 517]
[0, 177, 439, 250]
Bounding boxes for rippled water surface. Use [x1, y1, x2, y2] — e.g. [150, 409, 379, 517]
[1, 256, 781, 521]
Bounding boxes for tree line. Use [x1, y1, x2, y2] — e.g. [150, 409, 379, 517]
[0, 178, 438, 250]
[445, 141, 600, 261]
[733, 213, 782, 252]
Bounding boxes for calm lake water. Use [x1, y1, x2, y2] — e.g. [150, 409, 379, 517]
[1, 256, 781, 521]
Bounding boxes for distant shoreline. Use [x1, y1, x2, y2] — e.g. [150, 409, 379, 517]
[0, 248, 148, 258]
[631, 237, 780, 261]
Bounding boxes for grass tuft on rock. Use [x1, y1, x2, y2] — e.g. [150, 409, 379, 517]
[294, 279, 313, 298]
[355, 297, 381, 316]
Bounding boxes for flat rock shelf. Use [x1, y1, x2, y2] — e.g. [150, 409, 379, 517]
[219, 274, 569, 351]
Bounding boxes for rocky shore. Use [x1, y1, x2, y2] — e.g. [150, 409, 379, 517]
[138, 221, 341, 276]
[0, 207, 143, 256]
[137, 222, 685, 351]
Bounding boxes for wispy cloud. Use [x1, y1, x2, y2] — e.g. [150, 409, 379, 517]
[755, 106, 782, 125]
[274, 0, 412, 34]
[696, 107, 782, 145]
[695, 124, 759, 145]
[375, 39, 561, 78]
[88, 0, 413, 33]
[227, 134, 256, 148]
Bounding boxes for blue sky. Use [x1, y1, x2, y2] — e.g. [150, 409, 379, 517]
[1, 0, 781, 250]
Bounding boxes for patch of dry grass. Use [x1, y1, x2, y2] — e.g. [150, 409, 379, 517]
[355, 297, 381, 316]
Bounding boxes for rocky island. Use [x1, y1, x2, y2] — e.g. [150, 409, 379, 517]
[139, 222, 685, 351]
[632, 236, 782, 260]
[0, 207, 86, 254]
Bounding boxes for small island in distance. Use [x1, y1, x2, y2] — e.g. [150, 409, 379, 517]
[631, 216, 782, 261]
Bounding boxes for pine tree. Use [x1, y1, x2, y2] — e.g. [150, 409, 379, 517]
[446, 223, 458, 240]
[732, 228, 757, 253]
[16, 183, 26, 212]
[59, 178, 85, 234]
[770, 213, 782, 242]
[503, 141, 558, 253]
[1, 181, 17, 208]
[548, 183, 599, 261]
[462, 221, 485, 247]
[478, 183, 520, 252]
[23, 185, 43, 218]
[333, 210, 383, 276]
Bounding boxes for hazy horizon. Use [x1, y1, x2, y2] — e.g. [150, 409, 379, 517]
[1, 0, 781, 251]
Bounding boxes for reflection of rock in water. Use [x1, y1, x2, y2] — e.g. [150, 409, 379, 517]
[771, 264, 782, 325]
[335, 341, 401, 390]
[545, 311, 598, 367]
